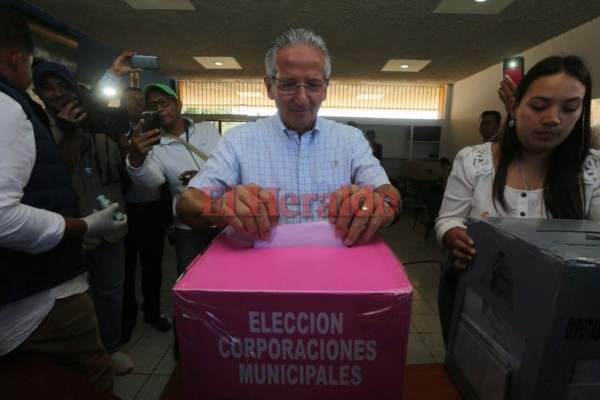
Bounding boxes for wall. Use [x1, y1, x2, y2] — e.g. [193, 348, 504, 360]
[327, 117, 444, 178]
[327, 118, 444, 155]
[78, 35, 171, 90]
[3, 0, 172, 90]
[445, 16, 600, 160]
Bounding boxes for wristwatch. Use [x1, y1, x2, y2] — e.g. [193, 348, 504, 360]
[382, 194, 402, 227]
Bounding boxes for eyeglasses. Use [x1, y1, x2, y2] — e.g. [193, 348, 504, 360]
[145, 97, 173, 111]
[271, 77, 329, 95]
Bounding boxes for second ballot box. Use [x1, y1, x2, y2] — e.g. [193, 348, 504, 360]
[173, 222, 413, 400]
[445, 217, 600, 400]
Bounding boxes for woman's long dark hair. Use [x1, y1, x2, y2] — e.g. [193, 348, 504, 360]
[493, 56, 592, 218]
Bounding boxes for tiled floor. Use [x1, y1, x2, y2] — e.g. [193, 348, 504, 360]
[113, 209, 448, 399]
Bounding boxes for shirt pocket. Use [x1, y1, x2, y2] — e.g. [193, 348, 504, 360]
[312, 157, 353, 195]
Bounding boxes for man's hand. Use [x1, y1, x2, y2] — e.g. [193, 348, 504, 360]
[82, 203, 128, 238]
[127, 119, 160, 167]
[57, 99, 87, 124]
[328, 184, 396, 247]
[208, 183, 279, 240]
[54, 99, 87, 134]
[108, 51, 142, 77]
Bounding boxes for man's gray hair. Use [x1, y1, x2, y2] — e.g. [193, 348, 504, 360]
[264, 28, 331, 79]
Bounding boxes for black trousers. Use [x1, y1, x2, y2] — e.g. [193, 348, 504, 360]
[437, 255, 461, 348]
[122, 200, 166, 321]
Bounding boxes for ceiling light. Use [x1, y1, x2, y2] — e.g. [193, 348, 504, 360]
[434, 0, 515, 14]
[193, 56, 242, 70]
[123, 0, 195, 10]
[382, 59, 431, 72]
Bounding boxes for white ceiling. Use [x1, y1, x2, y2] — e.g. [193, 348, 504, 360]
[19, 0, 600, 85]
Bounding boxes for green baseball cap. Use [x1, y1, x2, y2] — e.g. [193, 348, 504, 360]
[142, 83, 178, 102]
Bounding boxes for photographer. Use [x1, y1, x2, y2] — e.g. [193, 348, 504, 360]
[96, 53, 173, 339]
[32, 61, 134, 375]
[124, 83, 222, 359]
[126, 84, 222, 278]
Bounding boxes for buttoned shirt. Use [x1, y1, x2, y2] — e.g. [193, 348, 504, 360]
[126, 119, 221, 228]
[189, 114, 390, 224]
[434, 142, 600, 245]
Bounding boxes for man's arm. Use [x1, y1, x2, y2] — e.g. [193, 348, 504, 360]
[178, 131, 278, 235]
[63, 217, 89, 239]
[0, 95, 126, 253]
[176, 187, 216, 230]
[105, 51, 141, 79]
[328, 183, 401, 247]
[125, 119, 164, 189]
[177, 184, 279, 240]
[0, 96, 66, 253]
[326, 127, 402, 246]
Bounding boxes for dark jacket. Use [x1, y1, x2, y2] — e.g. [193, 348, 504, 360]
[0, 75, 87, 306]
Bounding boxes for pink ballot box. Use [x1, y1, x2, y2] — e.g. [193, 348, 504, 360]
[173, 222, 413, 400]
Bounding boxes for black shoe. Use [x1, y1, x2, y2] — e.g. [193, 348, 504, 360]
[144, 314, 172, 332]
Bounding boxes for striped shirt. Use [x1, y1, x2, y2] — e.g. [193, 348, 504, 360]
[190, 114, 389, 224]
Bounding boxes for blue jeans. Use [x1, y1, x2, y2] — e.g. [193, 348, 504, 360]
[87, 239, 125, 354]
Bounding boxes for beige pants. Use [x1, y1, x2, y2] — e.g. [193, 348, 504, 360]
[15, 292, 113, 391]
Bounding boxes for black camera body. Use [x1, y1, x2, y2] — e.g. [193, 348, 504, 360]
[78, 86, 130, 134]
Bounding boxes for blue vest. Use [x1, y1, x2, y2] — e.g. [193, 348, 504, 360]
[0, 75, 87, 306]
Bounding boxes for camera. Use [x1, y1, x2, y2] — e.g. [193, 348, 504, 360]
[141, 111, 161, 145]
[56, 85, 130, 135]
[130, 55, 160, 70]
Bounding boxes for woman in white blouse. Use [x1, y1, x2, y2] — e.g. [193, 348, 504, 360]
[435, 55, 600, 344]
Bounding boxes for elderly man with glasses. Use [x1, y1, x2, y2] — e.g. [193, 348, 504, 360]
[178, 28, 402, 247]
[126, 84, 222, 277]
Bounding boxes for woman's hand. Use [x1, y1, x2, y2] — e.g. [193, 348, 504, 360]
[442, 226, 476, 269]
[498, 75, 517, 114]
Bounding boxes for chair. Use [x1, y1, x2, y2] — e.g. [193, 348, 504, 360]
[412, 181, 444, 240]
[423, 185, 444, 240]
[411, 181, 430, 230]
